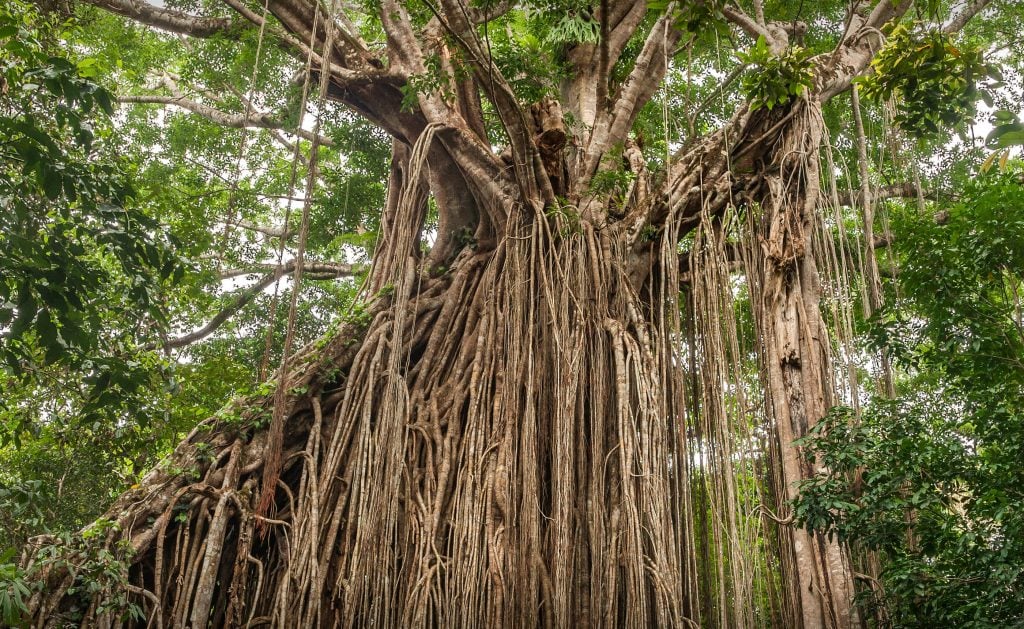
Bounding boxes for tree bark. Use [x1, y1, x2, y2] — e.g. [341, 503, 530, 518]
[746, 101, 857, 629]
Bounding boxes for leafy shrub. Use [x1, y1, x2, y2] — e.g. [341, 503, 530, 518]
[794, 170, 1024, 626]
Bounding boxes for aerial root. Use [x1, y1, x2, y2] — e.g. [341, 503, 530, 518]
[28, 186, 800, 626]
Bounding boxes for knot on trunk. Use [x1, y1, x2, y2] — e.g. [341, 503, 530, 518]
[531, 97, 567, 193]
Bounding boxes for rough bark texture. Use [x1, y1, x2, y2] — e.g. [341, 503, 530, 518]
[746, 102, 857, 629]
[22, 114, 843, 628]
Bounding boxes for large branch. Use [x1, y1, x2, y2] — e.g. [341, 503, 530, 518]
[220, 218, 292, 240]
[226, 0, 426, 147]
[579, 11, 683, 189]
[607, 10, 683, 137]
[721, 4, 773, 43]
[943, 0, 994, 34]
[648, 0, 918, 236]
[422, 0, 554, 207]
[326, 73, 514, 231]
[723, 3, 811, 55]
[597, 0, 650, 104]
[820, 0, 914, 100]
[264, 0, 374, 70]
[86, 0, 389, 118]
[118, 94, 334, 146]
[85, 0, 507, 224]
[82, 0, 237, 38]
[560, 0, 647, 127]
[832, 182, 942, 207]
[605, 0, 651, 63]
[218, 260, 358, 280]
[163, 260, 360, 350]
[363, 0, 521, 225]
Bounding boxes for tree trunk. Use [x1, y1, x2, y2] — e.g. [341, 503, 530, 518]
[24, 0, 931, 620]
[746, 101, 857, 629]
[28, 210, 705, 626]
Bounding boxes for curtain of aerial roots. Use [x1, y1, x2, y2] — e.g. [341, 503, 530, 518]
[28, 110, 888, 627]
[188, 211, 693, 623]
[60, 127, 698, 626]
[742, 101, 862, 629]
[686, 209, 786, 628]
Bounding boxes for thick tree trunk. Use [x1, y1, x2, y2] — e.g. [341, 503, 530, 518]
[26, 210, 706, 626]
[747, 102, 857, 629]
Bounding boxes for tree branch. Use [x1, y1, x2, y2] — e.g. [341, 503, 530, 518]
[609, 8, 683, 133]
[943, 0, 994, 34]
[117, 92, 334, 147]
[721, 4, 773, 42]
[425, 0, 554, 207]
[218, 261, 359, 280]
[606, 1, 650, 66]
[163, 260, 360, 349]
[222, 219, 292, 239]
[462, 0, 516, 24]
[818, 0, 913, 101]
[80, 0, 237, 38]
[751, 0, 766, 27]
[831, 182, 942, 207]
[580, 11, 683, 189]
[865, 0, 912, 31]
[559, 1, 646, 129]
[369, 0, 513, 227]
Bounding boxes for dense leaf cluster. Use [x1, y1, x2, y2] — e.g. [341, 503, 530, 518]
[858, 24, 999, 138]
[737, 35, 814, 111]
[795, 171, 1024, 626]
[0, 0, 181, 443]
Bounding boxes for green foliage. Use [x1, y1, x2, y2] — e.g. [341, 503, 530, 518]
[483, 8, 565, 103]
[794, 170, 1024, 626]
[5, 518, 143, 626]
[857, 24, 999, 138]
[588, 163, 635, 202]
[0, 479, 46, 547]
[795, 400, 1023, 626]
[647, 0, 728, 37]
[521, 1, 602, 46]
[0, 549, 30, 628]
[544, 199, 582, 236]
[543, 11, 599, 45]
[638, 223, 659, 242]
[983, 110, 1024, 173]
[985, 109, 1024, 150]
[737, 36, 814, 111]
[0, 0, 181, 443]
[30, 521, 144, 623]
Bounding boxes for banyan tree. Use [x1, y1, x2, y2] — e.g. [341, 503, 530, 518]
[21, 0, 997, 626]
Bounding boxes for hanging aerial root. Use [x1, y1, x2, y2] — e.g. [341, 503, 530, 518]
[31, 201, 707, 626]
